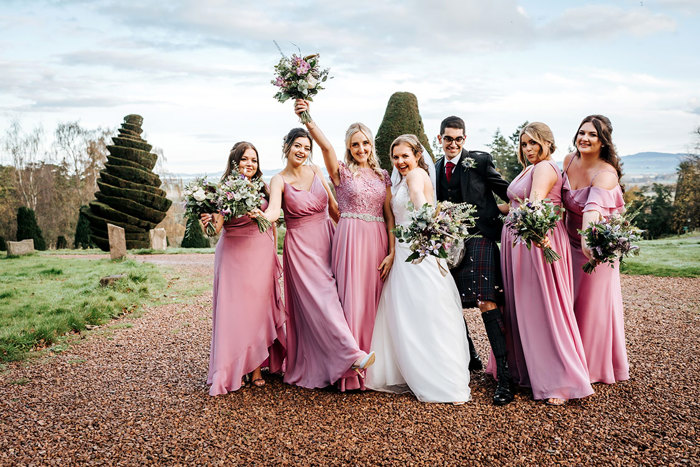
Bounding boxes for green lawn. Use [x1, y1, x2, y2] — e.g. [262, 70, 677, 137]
[621, 234, 700, 277]
[42, 247, 215, 255]
[0, 255, 166, 362]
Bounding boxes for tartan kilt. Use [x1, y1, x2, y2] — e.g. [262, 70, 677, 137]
[450, 237, 504, 308]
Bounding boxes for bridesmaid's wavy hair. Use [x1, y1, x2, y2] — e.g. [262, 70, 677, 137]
[344, 123, 384, 179]
[572, 115, 623, 181]
[390, 134, 429, 178]
[518, 122, 556, 168]
[282, 128, 313, 162]
[221, 141, 269, 199]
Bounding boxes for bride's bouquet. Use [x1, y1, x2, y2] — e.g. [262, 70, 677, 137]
[578, 212, 643, 273]
[215, 166, 272, 233]
[503, 198, 563, 263]
[183, 177, 218, 236]
[271, 46, 331, 124]
[393, 201, 477, 275]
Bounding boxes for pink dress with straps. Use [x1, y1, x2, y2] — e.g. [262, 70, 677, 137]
[489, 160, 593, 400]
[562, 159, 630, 384]
[332, 162, 391, 391]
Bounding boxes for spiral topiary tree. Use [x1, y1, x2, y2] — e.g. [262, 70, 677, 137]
[375, 92, 434, 172]
[17, 206, 46, 250]
[82, 115, 172, 250]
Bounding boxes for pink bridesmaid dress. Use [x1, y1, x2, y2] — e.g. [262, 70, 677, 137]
[491, 160, 593, 401]
[562, 166, 630, 384]
[282, 173, 365, 389]
[207, 199, 286, 396]
[332, 162, 391, 391]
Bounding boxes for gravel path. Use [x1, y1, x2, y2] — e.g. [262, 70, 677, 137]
[1, 256, 698, 464]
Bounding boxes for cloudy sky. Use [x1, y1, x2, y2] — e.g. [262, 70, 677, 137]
[1, 0, 698, 175]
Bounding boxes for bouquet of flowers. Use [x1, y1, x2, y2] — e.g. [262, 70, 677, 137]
[271, 46, 331, 124]
[393, 201, 477, 275]
[578, 212, 643, 273]
[215, 166, 272, 233]
[183, 177, 218, 236]
[503, 198, 563, 263]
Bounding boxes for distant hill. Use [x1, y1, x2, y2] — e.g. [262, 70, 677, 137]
[620, 152, 686, 176]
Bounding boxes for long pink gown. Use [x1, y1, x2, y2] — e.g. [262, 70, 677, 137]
[562, 167, 630, 384]
[332, 162, 391, 391]
[282, 173, 365, 389]
[207, 200, 286, 396]
[490, 160, 593, 401]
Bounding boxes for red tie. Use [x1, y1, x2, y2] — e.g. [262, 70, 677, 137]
[445, 161, 455, 183]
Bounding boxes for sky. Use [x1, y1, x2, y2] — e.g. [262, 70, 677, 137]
[1, 0, 698, 175]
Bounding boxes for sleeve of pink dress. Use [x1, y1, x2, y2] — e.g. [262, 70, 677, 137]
[582, 186, 625, 217]
[382, 170, 392, 187]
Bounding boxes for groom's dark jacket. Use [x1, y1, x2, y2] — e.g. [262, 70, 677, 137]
[435, 149, 510, 242]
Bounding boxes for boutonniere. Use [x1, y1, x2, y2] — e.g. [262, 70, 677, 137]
[462, 157, 476, 169]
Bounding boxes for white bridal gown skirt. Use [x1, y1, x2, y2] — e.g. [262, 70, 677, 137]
[366, 244, 471, 403]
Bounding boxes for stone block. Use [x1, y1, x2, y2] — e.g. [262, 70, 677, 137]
[107, 223, 127, 260]
[149, 228, 167, 251]
[6, 239, 34, 256]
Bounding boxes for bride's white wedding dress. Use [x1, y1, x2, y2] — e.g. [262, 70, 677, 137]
[366, 177, 471, 403]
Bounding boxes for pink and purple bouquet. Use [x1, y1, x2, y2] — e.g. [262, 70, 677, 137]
[578, 212, 643, 273]
[215, 166, 272, 233]
[393, 201, 477, 275]
[183, 177, 218, 236]
[271, 48, 331, 123]
[503, 198, 563, 264]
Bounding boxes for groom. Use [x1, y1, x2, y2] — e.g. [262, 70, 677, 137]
[435, 116, 514, 406]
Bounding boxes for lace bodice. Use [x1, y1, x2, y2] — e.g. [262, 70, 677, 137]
[391, 179, 413, 227]
[335, 162, 391, 219]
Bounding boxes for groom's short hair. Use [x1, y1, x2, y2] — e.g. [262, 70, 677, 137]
[440, 116, 466, 136]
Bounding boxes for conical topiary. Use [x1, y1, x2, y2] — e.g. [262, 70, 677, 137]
[375, 92, 434, 172]
[74, 207, 92, 249]
[16, 206, 46, 250]
[82, 115, 172, 250]
[56, 235, 68, 249]
[0, 236, 6, 251]
[181, 217, 210, 248]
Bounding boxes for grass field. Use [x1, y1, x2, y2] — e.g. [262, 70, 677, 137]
[0, 255, 166, 362]
[42, 247, 215, 255]
[621, 234, 700, 277]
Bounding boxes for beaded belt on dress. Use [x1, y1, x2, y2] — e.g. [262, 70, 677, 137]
[340, 212, 385, 222]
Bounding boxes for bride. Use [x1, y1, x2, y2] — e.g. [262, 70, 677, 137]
[366, 134, 471, 404]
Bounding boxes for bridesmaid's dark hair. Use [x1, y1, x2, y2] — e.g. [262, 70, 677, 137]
[572, 115, 623, 182]
[222, 141, 269, 198]
[282, 128, 313, 161]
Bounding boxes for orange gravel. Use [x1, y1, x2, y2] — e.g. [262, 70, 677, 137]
[1, 256, 698, 465]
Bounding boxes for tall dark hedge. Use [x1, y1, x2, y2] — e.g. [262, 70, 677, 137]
[16, 206, 46, 250]
[82, 115, 172, 250]
[0, 236, 6, 251]
[74, 207, 92, 249]
[56, 235, 68, 249]
[375, 92, 434, 172]
[181, 217, 210, 248]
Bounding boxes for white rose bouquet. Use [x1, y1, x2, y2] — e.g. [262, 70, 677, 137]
[215, 167, 272, 233]
[183, 177, 218, 236]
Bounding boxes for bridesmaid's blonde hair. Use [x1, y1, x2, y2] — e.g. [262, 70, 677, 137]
[344, 123, 384, 179]
[518, 122, 556, 167]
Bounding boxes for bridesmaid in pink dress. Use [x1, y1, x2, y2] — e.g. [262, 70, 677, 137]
[202, 142, 286, 396]
[492, 122, 593, 405]
[562, 115, 629, 384]
[254, 128, 376, 389]
[294, 100, 395, 391]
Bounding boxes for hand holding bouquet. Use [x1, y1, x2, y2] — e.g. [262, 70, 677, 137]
[393, 201, 477, 275]
[183, 177, 218, 236]
[271, 47, 330, 124]
[504, 198, 563, 263]
[578, 213, 642, 273]
[215, 166, 272, 233]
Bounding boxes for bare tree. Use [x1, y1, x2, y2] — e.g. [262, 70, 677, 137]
[2, 120, 45, 211]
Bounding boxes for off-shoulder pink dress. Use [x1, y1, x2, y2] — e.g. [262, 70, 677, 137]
[333, 163, 391, 391]
[207, 200, 286, 396]
[282, 174, 365, 389]
[562, 165, 630, 384]
[490, 160, 593, 401]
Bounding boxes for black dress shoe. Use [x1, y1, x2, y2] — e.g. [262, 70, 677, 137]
[469, 354, 483, 372]
[493, 380, 514, 406]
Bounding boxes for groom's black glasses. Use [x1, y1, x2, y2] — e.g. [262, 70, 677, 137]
[443, 136, 465, 144]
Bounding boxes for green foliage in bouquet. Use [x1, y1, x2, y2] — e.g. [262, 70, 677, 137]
[375, 92, 434, 172]
[17, 206, 46, 250]
[83, 115, 172, 251]
[181, 216, 210, 248]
